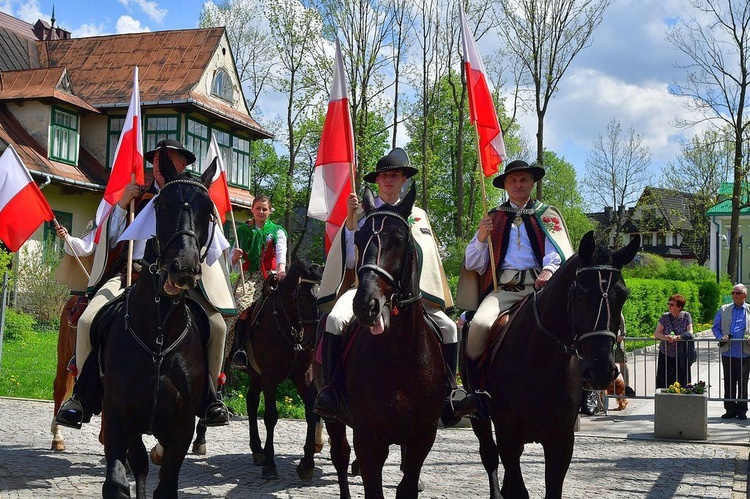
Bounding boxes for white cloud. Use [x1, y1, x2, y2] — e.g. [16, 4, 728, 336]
[119, 0, 167, 24]
[115, 14, 150, 34]
[75, 23, 110, 38]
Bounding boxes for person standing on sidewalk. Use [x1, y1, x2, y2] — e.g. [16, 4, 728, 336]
[654, 294, 694, 389]
[712, 283, 750, 420]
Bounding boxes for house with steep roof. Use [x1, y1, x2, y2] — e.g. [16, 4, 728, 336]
[0, 10, 271, 253]
[587, 187, 702, 265]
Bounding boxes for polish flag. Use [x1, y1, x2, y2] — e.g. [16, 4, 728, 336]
[460, 6, 506, 177]
[94, 66, 144, 243]
[206, 133, 232, 224]
[0, 145, 55, 252]
[308, 39, 355, 254]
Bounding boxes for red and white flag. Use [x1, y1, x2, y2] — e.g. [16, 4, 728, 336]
[0, 145, 55, 251]
[94, 66, 144, 243]
[460, 6, 506, 177]
[206, 133, 232, 224]
[308, 39, 355, 254]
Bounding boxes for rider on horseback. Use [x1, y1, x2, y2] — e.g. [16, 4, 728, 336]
[454, 160, 574, 418]
[56, 139, 232, 429]
[226, 194, 287, 369]
[314, 148, 460, 424]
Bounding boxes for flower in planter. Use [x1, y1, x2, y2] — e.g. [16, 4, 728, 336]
[665, 381, 707, 394]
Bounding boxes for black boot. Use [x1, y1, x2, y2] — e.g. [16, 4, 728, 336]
[55, 354, 100, 429]
[440, 342, 463, 428]
[314, 332, 343, 421]
[200, 375, 229, 427]
[451, 356, 490, 420]
[231, 319, 249, 368]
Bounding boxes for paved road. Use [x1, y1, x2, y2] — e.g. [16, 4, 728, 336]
[0, 397, 747, 498]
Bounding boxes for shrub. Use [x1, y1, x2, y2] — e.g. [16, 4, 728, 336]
[623, 278, 701, 339]
[15, 239, 67, 326]
[2, 308, 36, 342]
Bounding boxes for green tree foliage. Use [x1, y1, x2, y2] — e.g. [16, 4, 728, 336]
[540, 151, 594, 246]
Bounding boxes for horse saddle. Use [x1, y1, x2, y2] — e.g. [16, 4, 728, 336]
[485, 294, 533, 367]
[67, 295, 89, 329]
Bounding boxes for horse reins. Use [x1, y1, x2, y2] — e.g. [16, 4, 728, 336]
[531, 263, 622, 358]
[124, 271, 192, 434]
[357, 210, 421, 313]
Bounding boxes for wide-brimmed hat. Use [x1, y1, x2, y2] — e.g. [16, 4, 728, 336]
[363, 147, 419, 183]
[144, 139, 196, 165]
[492, 160, 545, 188]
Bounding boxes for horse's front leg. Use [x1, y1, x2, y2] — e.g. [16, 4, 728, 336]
[470, 418, 501, 499]
[260, 380, 280, 480]
[102, 406, 130, 499]
[396, 432, 435, 498]
[127, 437, 148, 499]
[295, 371, 318, 480]
[353, 428, 388, 499]
[542, 430, 574, 499]
[153, 420, 193, 499]
[246, 376, 264, 465]
[325, 420, 352, 499]
[496, 433, 528, 499]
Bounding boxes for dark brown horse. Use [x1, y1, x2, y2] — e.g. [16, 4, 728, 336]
[235, 259, 324, 480]
[325, 185, 444, 499]
[469, 231, 639, 499]
[98, 145, 218, 498]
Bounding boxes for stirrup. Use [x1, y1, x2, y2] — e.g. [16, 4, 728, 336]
[56, 398, 84, 429]
[231, 349, 248, 368]
[201, 401, 230, 427]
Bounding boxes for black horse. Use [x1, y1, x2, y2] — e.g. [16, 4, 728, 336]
[99, 145, 218, 498]
[325, 185, 444, 499]
[234, 259, 324, 480]
[469, 231, 639, 499]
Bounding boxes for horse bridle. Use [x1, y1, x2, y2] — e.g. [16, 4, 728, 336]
[151, 179, 216, 273]
[357, 210, 421, 312]
[532, 263, 622, 358]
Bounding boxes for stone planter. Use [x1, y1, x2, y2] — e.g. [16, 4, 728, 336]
[653, 390, 707, 440]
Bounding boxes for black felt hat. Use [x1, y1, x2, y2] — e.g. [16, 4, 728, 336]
[492, 160, 545, 188]
[363, 148, 419, 183]
[144, 139, 196, 165]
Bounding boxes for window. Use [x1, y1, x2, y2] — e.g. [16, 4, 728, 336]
[44, 211, 72, 255]
[186, 118, 209, 173]
[231, 136, 251, 187]
[49, 107, 79, 164]
[211, 68, 233, 101]
[107, 116, 125, 168]
[144, 115, 179, 155]
[656, 232, 666, 246]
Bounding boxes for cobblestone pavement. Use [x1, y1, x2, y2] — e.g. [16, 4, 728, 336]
[0, 397, 747, 498]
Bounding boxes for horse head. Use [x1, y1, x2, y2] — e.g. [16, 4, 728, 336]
[352, 184, 419, 335]
[150, 145, 217, 296]
[571, 231, 639, 390]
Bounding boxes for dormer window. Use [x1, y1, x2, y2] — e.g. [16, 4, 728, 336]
[212, 68, 233, 101]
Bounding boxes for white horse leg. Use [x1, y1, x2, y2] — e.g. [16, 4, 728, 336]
[50, 418, 65, 452]
[315, 420, 324, 453]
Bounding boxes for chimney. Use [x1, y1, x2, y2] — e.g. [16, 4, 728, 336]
[604, 206, 613, 222]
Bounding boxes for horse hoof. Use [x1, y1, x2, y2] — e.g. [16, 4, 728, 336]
[314, 442, 324, 453]
[350, 460, 360, 476]
[261, 466, 279, 480]
[252, 452, 265, 466]
[192, 442, 207, 455]
[296, 462, 314, 481]
[51, 440, 66, 452]
[150, 446, 163, 466]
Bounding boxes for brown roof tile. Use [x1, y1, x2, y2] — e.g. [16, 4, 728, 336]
[0, 68, 99, 112]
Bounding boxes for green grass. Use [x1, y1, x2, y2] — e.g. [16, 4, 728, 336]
[0, 328, 58, 400]
[0, 328, 307, 419]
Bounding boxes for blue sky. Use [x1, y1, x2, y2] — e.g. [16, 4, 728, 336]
[1, 0, 711, 207]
